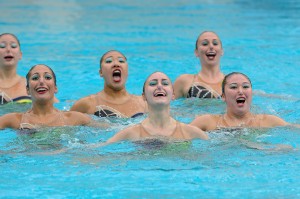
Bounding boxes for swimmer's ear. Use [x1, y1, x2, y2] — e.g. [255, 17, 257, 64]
[19, 50, 23, 60]
[194, 49, 200, 57]
[221, 93, 225, 101]
[99, 69, 103, 77]
[54, 86, 58, 94]
[171, 92, 175, 100]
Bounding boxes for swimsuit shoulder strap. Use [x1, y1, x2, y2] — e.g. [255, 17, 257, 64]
[20, 111, 30, 124]
[0, 91, 12, 104]
[216, 114, 225, 129]
[19, 111, 36, 129]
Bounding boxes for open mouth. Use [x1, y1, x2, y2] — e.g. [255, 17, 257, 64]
[206, 52, 216, 60]
[112, 69, 121, 82]
[154, 92, 166, 97]
[36, 87, 48, 94]
[4, 55, 13, 61]
[236, 97, 246, 105]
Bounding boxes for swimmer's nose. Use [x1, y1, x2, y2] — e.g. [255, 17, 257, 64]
[112, 60, 121, 67]
[156, 84, 163, 90]
[38, 77, 45, 85]
[237, 86, 243, 94]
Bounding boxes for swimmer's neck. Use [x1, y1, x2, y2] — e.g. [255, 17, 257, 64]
[0, 66, 18, 79]
[0, 72, 21, 87]
[102, 86, 130, 99]
[224, 111, 253, 122]
[198, 68, 224, 80]
[147, 107, 173, 128]
[29, 103, 58, 116]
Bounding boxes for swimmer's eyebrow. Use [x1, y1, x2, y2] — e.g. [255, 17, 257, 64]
[150, 78, 168, 81]
[228, 82, 250, 85]
[105, 56, 126, 59]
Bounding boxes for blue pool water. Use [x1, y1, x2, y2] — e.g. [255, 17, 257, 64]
[1, 0, 300, 198]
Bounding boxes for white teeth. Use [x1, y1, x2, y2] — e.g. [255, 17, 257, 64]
[154, 92, 165, 97]
[207, 52, 216, 56]
[113, 70, 121, 76]
[37, 88, 47, 92]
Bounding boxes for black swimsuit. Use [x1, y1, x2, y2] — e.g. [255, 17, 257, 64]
[0, 92, 32, 105]
[186, 75, 222, 99]
[94, 105, 144, 118]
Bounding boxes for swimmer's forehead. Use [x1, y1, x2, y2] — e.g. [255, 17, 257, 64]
[147, 72, 170, 82]
[0, 34, 18, 43]
[102, 51, 126, 60]
[226, 74, 250, 84]
[198, 32, 220, 41]
[30, 65, 53, 75]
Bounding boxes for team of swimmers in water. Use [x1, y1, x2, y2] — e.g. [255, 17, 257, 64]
[0, 32, 297, 147]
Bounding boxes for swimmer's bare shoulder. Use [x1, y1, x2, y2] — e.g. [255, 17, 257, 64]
[174, 74, 194, 98]
[181, 123, 209, 140]
[256, 114, 288, 128]
[64, 111, 91, 126]
[70, 94, 97, 114]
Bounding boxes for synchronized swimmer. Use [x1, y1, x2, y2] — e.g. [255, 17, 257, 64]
[0, 33, 31, 104]
[0, 31, 298, 152]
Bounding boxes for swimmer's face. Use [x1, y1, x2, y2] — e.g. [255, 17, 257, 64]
[143, 72, 174, 105]
[0, 34, 22, 67]
[195, 31, 223, 65]
[99, 51, 128, 91]
[27, 64, 57, 102]
[222, 74, 252, 114]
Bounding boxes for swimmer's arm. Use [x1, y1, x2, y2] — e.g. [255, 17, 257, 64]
[106, 125, 139, 144]
[262, 114, 289, 127]
[84, 125, 140, 149]
[190, 114, 216, 131]
[182, 123, 209, 140]
[0, 113, 21, 130]
[239, 139, 294, 152]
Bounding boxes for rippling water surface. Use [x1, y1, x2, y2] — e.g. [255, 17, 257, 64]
[0, 0, 300, 198]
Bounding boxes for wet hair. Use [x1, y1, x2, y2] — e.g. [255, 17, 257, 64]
[0, 33, 21, 48]
[142, 71, 173, 94]
[99, 50, 127, 69]
[221, 72, 252, 96]
[26, 64, 57, 89]
[195, 31, 222, 50]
